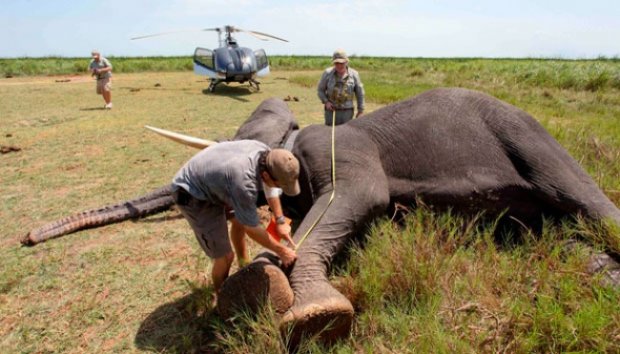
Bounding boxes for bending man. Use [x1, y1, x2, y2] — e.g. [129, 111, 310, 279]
[171, 140, 299, 295]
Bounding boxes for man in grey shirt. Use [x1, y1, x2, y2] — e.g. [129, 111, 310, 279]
[172, 139, 299, 296]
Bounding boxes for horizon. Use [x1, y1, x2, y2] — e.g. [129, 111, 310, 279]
[2, 54, 619, 61]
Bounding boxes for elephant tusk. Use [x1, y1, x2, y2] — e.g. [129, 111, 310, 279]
[144, 125, 216, 149]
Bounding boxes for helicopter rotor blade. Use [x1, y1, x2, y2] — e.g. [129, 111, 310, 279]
[245, 30, 288, 42]
[200, 27, 222, 33]
[232, 27, 288, 42]
[131, 29, 204, 40]
[131, 26, 287, 42]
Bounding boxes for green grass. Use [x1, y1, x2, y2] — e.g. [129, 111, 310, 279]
[0, 56, 193, 77]
[1, 58, 619, 353]
[3, 56, 619, 92]
[334, 212, 620, 353]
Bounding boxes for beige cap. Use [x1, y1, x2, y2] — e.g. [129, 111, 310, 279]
[332, 49, 348, 63]
[266, 149, 300, 196]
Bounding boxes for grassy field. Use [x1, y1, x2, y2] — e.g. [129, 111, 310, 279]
[1, 57, 619, 353]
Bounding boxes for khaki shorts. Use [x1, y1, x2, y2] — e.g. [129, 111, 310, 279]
[96, 77, 112, 94]
[172, 188, 232, 259]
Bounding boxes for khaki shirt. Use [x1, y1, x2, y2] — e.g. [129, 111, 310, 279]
[89, 57, 112, 80]
[317, 67, 365, 112]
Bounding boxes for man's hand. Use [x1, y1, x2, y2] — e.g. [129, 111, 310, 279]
[276, 222, 296, 248]
[277, 246, 297, 267]
[243, 224, 297, 267]
[325, 101, 334, 111]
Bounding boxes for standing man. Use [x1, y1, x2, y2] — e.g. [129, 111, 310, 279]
[171, 140, 299, 296]
[317, 49, 365, 125]
[89, 50, 113, 109]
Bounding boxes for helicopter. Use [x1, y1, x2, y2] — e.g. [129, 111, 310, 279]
[131, 25, 288, 92]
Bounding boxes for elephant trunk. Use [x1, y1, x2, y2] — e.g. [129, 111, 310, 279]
[281, 194, 381, 347]
[21, 184, 174, 246]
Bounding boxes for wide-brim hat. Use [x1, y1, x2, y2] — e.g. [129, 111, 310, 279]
[266, 149, 301, 196]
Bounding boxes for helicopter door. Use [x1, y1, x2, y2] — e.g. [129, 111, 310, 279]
[254, 49, 270, 77]
[193, 47, 217, 79]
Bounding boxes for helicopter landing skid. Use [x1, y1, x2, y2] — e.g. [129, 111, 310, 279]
[206, 78, 260, 92]
[207, 79, 222, 92]
[249, 79, 260, 91]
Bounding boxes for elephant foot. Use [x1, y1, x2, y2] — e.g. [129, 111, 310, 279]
[562, 239, 620, 287]
[587, 252, 620, 286]
[217, 257, 294, 319]
[280, 282, 354, 348]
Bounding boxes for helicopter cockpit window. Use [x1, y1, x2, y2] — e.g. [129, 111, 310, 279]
[254, 49, 268, 71]
[194, 47, 214, 70]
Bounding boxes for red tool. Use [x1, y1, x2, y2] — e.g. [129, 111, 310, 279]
[266, 216, 291, 242]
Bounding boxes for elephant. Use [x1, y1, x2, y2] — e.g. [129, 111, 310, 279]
[22, 87, 620, 345]
[217, 87, 620, 345]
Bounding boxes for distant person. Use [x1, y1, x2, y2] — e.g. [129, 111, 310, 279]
[171, 140, 299, 298]
[89, 50, 113, 109]
[317, 49, 365, 125]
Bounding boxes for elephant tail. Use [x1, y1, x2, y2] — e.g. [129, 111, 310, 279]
[21, 184, 174, 246]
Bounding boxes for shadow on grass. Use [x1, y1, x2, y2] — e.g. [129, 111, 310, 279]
[135, 287, 224, 353]
[202, 84, 256, 102]
[80, 107, 107, 111]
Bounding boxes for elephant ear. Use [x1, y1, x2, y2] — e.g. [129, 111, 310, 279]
[233, 98, 299, 148]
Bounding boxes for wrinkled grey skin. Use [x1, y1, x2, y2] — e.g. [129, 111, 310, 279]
[222, 87, 620, 344]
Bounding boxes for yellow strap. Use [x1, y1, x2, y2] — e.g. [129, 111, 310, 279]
[294, 112, 337, 250]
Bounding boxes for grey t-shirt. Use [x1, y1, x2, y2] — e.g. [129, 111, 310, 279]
[89, 57, 112, 79]
[171, 139, 269, 227]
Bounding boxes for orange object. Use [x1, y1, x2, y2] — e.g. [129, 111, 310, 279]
[266, 216, 291, 242]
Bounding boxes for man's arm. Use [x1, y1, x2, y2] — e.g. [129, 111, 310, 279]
[102, 58, 113, 70]
[317, 70, 330, 105]
[243, 225, 296, 267]
[88, 61, 97, 76]
[354, 71, 365, 117]
[266, 195, 296, 248]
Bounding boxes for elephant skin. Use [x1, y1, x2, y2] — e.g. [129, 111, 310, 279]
[218, 88, 620, 345]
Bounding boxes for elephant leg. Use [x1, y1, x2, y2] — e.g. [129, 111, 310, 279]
[563, 239, 620, 286]
[494, 117, 620, 226]
[588, 252, 620, 286]
[282, 178, 390, 345]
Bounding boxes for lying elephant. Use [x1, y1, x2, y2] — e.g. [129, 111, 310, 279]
[22, 88, 620, 344]
[218, 87, 620, 345]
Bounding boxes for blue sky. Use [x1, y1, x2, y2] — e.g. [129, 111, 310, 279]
[2, 0, 619, 58]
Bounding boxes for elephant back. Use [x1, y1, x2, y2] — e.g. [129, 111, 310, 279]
[348, 88, 536, 180]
